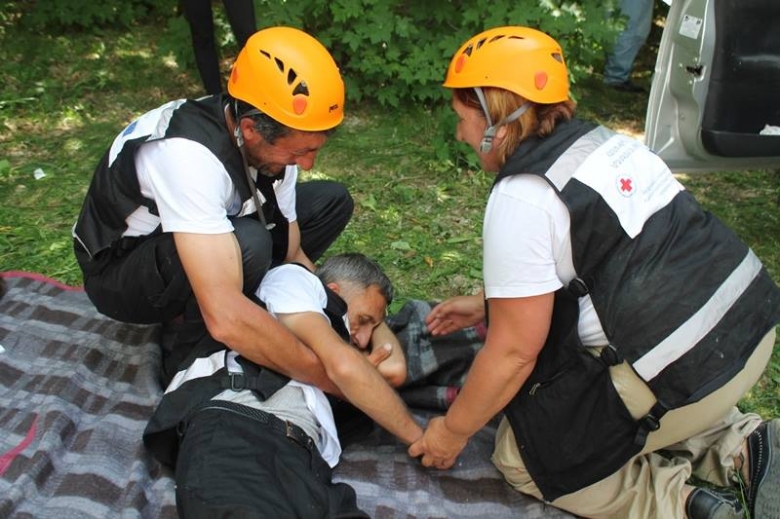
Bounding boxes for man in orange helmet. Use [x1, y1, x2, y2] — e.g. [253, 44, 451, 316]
[73, 27, 360, 392]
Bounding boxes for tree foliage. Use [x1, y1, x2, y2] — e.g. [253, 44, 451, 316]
[9, 0, 626, 108]
[10, 0, 176, 31]
[254, 0, 623, 108]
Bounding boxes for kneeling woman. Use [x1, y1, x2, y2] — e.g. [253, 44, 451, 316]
[409, 26, 780, 519]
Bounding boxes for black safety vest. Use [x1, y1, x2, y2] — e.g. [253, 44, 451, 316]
[496, 118, 780, 501]
[73, 95, 288, 274]
[143, 271, 350, 467]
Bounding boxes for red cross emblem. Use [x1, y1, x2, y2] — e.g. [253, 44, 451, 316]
[617, 175, 634, 197]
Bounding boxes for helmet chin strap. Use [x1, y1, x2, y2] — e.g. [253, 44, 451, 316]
[474, 87, 530, 153]
[233, 100, 246, 147]
[225, 102, 274, 230]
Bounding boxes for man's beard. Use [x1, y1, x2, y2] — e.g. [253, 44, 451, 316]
[256, 162, 286, 178]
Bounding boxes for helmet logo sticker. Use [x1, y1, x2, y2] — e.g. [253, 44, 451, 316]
[293, 96, 307, 115]
[455, 55, 466, 73]
[535, 71, 548, 90]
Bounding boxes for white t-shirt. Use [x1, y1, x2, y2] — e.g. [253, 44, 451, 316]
[483, 174, 608, 346]
[124, 137, 298, 237]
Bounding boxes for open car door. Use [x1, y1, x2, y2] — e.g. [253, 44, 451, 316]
[645, 0, 780, 172]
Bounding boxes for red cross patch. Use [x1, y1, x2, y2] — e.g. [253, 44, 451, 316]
[617, 175, 634, 197]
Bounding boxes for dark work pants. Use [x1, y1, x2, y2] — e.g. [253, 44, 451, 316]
[182, 0, 257, 95]
[78, 180, 353, 325]
[175, 406, 369, 519]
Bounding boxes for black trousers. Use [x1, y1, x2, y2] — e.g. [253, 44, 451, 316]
[182, 0, 257, 95]
[175, 404, 368, 519]
[77, 180, 353, 325]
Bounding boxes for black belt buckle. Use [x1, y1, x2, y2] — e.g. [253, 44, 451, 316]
[285, 420, 296, 440]
[284, 420, 314, 450]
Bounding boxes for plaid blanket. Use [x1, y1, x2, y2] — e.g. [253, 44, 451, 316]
[0, 272, 573, 518]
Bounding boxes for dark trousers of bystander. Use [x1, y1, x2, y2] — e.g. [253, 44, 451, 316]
[182, 0, 257, 95]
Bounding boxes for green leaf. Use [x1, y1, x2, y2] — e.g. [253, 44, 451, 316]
[390, 241, 412, 251]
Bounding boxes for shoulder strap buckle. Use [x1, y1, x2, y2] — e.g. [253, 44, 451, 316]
[227, 372, 245, 391]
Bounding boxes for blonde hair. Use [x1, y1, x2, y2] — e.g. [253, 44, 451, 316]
[454, 88, 577, 167]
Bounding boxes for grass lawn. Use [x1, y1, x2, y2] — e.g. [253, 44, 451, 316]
[1, 18, 778, 418]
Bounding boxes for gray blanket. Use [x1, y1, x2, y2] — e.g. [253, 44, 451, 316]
[0, 272, 572, 518]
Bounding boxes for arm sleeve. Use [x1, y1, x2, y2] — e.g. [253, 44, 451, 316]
[257, 264, 327, 317]
[483, 176, 566, 299]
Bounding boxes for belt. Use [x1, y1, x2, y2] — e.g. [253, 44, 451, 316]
[195, 399, 316, 451]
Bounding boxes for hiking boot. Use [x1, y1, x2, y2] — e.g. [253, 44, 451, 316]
[746, 419, 780, 519]
[686, 487, 745, 519]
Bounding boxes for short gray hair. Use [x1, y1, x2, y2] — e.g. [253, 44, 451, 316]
[316, 253, 394, 305]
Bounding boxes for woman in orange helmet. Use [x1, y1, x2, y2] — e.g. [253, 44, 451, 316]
[409, 26, 780, 519]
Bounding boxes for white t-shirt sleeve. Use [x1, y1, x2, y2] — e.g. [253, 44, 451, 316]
[135, 138, 236, 234]
[257, 264, 327, 317]
[275, 165, 298, 223]
[483, 175, 569, 299]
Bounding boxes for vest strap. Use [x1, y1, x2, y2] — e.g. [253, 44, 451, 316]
[634, 401, 668, 445]
[567, 277, 590, 297]
[600, 344, 623, 366]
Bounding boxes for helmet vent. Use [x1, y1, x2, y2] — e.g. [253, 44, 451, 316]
[463, 44, 474, 57]
[293, 82, 309, 97]
[287, 68, 298, 85]
[274, 57, 285, 72]
[551, 52, 563, 63]
[476, 37, 488, 50]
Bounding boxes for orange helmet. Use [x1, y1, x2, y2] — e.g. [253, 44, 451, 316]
[228, 26, 345, 131]
[443, 26, 570, 104]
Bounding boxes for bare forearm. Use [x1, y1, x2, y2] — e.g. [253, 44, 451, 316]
[284, 222, 315, 271]
[331, 351, 422, 444]
[443, 294, 552, 437]
[444, 341, 534, 438]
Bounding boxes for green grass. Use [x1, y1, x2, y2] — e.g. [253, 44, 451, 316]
[1, 20, 778, 418]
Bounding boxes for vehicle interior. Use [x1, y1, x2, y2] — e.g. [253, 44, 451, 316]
[701, 0, 780, 157]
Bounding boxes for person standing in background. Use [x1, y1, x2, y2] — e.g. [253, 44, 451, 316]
[182, 0, 256, 95]
[603, 0, 654, 93]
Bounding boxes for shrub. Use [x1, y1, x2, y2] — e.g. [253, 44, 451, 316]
[254, 0, 623, 107]
[11, 0, 177, 30]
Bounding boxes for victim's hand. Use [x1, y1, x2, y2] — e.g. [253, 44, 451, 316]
[364, 342, 392, 368]
[425, 294, 485, 337]
[407, 416, 469, 470]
